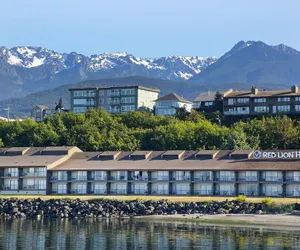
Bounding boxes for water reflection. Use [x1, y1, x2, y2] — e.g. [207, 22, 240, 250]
[0, 218, 300, 249]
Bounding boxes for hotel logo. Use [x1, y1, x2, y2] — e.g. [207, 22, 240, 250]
[253, 150, 300, 159]
[253, 150, 262, 159]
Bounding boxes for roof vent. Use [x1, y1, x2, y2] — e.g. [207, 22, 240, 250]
[161, 150, 185, 160]
[195, 150, 219, 160]
[129, 151, 152, 160]
[230, 150, 253, 160]
[98, 151, 121, 160]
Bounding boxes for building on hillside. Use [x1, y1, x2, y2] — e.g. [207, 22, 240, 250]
[223, 85, 300, 121]
[193, 89, 233, 113]
[31, 105, 54, 122]
[154, 93, 192, 116]
[2, 147, 300, 197]
[69, 86, 160, 114]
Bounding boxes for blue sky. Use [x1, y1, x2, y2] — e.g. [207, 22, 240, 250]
[1, 0, 299, 57]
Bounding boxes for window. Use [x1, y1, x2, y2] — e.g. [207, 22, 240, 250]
[73, 107, 87, 113]
[92, 171, 106, 180]
[174, 171, 190, 180]
[121, 105, 135, 112]
[204, 101, 214, 106]
[6, 168, 18, 177]
[72, 171, 87, 180]
[277, 97, 290, 102]
[295, 97, 300, 102]
[173, 183, 190, 195]
[35, 179, 46, 190]
[121, 88, 135, 95]
[99, 98, 105, 104]
[254, 98, 266, 103]
[108, 89, 120, 96]
[236, 98, 249, 103]
[228, 98, 234, 105]
[73, 90, 96, 97]
[254, 106, 269, 113]
[121, 97, 135, 103]
[99, 90, 105, 96]
[57, 184, 67, 194]
[277, 105, 290, 112]
[92, 184, 106, 194]
[132, 183, 147, 194]
[296, 105, 300, 112]
[76, 184, 87, 194]
[35, 168, 46, 177]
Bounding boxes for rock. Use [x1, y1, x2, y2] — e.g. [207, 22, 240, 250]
[256, 210, 263, 215]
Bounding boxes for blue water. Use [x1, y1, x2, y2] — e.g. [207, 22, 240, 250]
[0, 218, 300, 249]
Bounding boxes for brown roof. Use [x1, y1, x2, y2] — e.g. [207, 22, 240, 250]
[226, 90, 300, 98]
[155, 93, 192, 104]
[50, 150, 300, 171]
[0, 155, 67, 167]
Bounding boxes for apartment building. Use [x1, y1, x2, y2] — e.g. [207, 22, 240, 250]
[31, 105, 54, 122]
[2, 147, 300, 197]
[154, 93, 192, 116]
[223, 85, 300, 119]
[69, 86, 160, 114]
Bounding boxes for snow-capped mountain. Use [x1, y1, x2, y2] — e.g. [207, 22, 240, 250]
[0, 46, 217, 100]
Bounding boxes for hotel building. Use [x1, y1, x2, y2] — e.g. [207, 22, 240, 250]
[69, 86, 160, 114]
[2, 147, 300, 197]
[223, 85, 300, 119]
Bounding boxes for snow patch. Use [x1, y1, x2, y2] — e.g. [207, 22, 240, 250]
[7, 51, 22, 66]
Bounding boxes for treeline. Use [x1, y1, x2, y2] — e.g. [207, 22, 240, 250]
[0, 109, 299, 151]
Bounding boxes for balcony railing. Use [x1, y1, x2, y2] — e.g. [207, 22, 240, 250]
[286, 192, 300, 197]
[89, 177, 107, 181]
[215, 191, 235, 196]
[110, 189, 127, 195]
[129, 176, 148, 181]
[108, 92, 120, 97]
[2, 186, 18, 190]
[171, 177, 191, 181]
[171, 191, 191, 195]
[109, 100, 120, 105]
[70, 177, 88, 181]
[20, 173, 46, 177]
[50, 176, 68, 181]
[51, 190, 68, 194]
[151, 190, 169, 195]
[285, 177, 300, 182]
[130, 189, 148, 195]
[90, 189, 107, 194]
[215, 177, 235, 181]
[4, 173, 19, 177]
[150, 177, 169, 181]
[261, 177, 283, 182]
[261, 191, 282, 197]
[194, 176, 212, 182]
[238, 177, 258, 182]
[22, 186, 45, 190]
[108, 176, 127, 181]
[70, 189, 87, 194]
[238, 191, 259, 196]
[194, 190, 213, 195]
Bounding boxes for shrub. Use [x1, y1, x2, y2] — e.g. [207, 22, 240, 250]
[236, 195, 247, 202]
[262, 197, 273, 205]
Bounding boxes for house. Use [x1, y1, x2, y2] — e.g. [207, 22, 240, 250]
[31, 105, 54, 122]
[154, 93, 192, 116]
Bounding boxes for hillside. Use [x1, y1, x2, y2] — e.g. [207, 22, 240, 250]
[0, 76, 201, 118]
[189, 41, 300, 90]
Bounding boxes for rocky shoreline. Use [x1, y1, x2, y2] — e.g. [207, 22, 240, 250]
[0, 198, 295, 219]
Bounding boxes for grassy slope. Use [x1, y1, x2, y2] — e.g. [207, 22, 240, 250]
[0, 195, 298, 204]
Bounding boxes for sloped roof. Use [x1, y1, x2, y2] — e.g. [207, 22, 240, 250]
[194, 92, 223, 102]
[155, 93, 192, 104]
[226, 89, 300, 98]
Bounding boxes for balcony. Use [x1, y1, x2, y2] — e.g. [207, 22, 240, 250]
[108, 92, 120, 97]
[129, 189, 148, 195]
[128, 176, 148, 181]
[109, 109, 120, 114]
[70, 189, 87, 194]
[20, 173, 46, 177]
[109, 100, 120, 105]
[3, 173, 19, 178]
[171, 177, 191, 182]
[215, 191, 236, 196]
[261, 191, 282, 197]
[50, 176, 68, 181]
[215, 176, 235, 182]
[89, 176, 107, 181]
[238, 177, 258, 182]
[22, 185, 45, 190]
[108, 176, 127, 181]
[2, 186, 18, 191]
[286, 192, 300, 197]
[90, 189, 107, 195]
[285, 177, 300, 183]
[151, 190, 169, 195]
[261, 177, 283, 182]
[194, 176, 212, 182]
[150, 177, 169, 181]
[171, 191, 191, 195]
[194, 190, 213, 196]
[70, 177, 88, 181]
[224, 110, 250, 115]
[238, 190, 259, 196]
[110, 189, 127, 195]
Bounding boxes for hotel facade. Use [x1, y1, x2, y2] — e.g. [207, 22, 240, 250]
[2, 147, 300, 197]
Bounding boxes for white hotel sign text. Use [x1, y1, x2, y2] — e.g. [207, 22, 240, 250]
[253, 150, 300, 159]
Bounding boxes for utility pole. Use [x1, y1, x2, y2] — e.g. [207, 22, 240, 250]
[3, 104, 12, 121]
